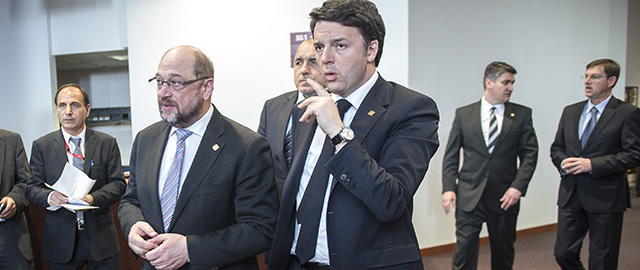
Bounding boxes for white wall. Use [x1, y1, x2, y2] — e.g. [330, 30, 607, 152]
[0, 0, 56, 154]
[408, 0, 628, 248]
[127, 0, 408, 135]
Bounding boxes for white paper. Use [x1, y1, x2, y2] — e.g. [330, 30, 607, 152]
[45, 163, 97, 212]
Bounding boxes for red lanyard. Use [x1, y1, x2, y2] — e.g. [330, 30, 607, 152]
[64, 139, 85, 160]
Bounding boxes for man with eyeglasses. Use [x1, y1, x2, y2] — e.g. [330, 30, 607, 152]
[551, 58, 640, 269]
[27, 83, 126, 269]
[118, 45, 279, 270]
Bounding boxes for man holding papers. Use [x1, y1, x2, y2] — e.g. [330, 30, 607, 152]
[27, 83, 126, 269]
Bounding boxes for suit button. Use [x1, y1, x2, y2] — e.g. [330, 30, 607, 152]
[349, 184, 355, 189]
[340, 174, 347, 180]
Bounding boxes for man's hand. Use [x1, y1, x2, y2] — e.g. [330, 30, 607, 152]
[48, 191, 68, 206]
[500, 187, 522, 211]
[128, 221, 159, 259]
[146, 233, 189, 270]
[0, 197, 17, 219]
[297, 78, 344, 138]
[561, 157, 592, 175]
[442, 191, 457, 214]
[81, 194, 94, 205]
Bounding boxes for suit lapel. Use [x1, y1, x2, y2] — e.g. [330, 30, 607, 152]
[582, 98, 619, 151]
[145, 123, 172, 229]
[329, 77, 388, 189]
[468, 102, 488, 152]
[170, 108, 225, 230]
[493, 103, 515, 150]
[83, 129, 97, 174]
[275, 92, 298, 154]
[53, 131, 70, 171]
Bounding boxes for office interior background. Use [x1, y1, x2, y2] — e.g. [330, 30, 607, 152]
[1, 0, 638, 252]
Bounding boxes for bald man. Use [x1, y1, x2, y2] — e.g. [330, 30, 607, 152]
[118, 45, 279, 270]
[258, 38, 324, 197]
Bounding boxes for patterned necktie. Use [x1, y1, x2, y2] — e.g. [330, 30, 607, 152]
[295, 99, 352, 264]
[284, 124, 293, 169]
[581, 107, 598, 148]
[487, 106, 498, 153]
[69, 137, 84, 170]
[160, 129, 193, 232]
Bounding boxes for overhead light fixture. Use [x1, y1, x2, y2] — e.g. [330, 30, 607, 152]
[107, 54, 128, 61]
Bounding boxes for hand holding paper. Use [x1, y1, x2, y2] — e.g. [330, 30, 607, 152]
[46, 163, 98, 212]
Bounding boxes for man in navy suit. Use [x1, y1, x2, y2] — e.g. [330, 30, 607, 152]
[258, 38, 323, 197]
[118, 45, 279, 270]
[268, 0, 439, 269]
[442, 61, 538, 269]
[551, 58, 640, 270]
[27, 84, 125, 269]
[0, 129, 33, 270]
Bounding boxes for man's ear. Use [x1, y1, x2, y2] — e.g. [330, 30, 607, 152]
[367, 40, 379, 63]
[607, 76, 617, 89]
[202, 78, 214, 100]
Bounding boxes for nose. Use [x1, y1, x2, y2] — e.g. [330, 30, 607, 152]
[300, 61, 311, 76]
[320, 48, 333, 64]
[64, 105, 73, 115]
[158, 82, 172, 98]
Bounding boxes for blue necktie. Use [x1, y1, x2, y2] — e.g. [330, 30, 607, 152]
[160, 129, 192, 232]
[581, 107, 598, 149]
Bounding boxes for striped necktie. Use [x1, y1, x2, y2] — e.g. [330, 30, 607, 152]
[487, 106, 498, 153]
[160, 129, 192, 232]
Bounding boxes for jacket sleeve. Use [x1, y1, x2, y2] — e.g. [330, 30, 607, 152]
[326, 95, 439, 222]
[442, 109, 463, 194]
[512, 108, 538, 195]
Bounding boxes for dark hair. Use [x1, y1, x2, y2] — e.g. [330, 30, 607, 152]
[587, 58, 620, 88]
[483, 61, 517, 89]
[310, 0, 385, 66]
[55, 83, 90, 106]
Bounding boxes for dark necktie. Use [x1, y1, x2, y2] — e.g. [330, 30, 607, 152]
[295, 99, 352, 264]
[284, 120, 294, 169]
[487, 106, 498, 153]
[160, 129, 192, 232]
[581, 107, 598, 148]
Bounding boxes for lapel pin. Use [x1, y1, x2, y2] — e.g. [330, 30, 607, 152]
[212, 144, 220, 151]
[368, 110, 376, 116]
[510, 113, 515, 117]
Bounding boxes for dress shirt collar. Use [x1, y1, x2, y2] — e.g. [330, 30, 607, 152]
[61, 126, 86, 146]
[169, 105, 214, 138]
[585, 94, 612, 115]
[481, 96, 505, 115]
[332, 71, 378, 112]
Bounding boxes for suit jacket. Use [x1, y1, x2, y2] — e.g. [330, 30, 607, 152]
[442, 101, 538, 214]
[118, 105, 279, 270]
[258, 90, 298, 197]
[27, 128, 125, 263]
[550, 97, 640, 213]
[0, 129, 33, 261]
[269, 76, 439, 270]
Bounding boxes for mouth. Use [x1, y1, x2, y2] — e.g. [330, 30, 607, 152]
[325, 71, 338, 81]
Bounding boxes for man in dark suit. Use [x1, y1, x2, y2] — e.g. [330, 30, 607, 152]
[0, 129, 33, 269]
[268, 1, 439, 269]
[551, 58, 640, 270]
[118, 45, 279, 270]
[258, 38, 323, 197]
[27, 83, 126, 269]
[442, 61, 538, 270]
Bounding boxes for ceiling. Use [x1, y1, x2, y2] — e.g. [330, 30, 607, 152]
[55, 49, 129, 71]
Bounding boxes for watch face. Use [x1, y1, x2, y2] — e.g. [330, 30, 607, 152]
[342, 127, 355, 140]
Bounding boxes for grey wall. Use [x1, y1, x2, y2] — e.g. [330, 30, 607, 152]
[408, 0, 629, 247]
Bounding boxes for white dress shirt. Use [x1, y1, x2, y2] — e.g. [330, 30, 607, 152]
[157, 105, 214, 200]
[481, 97, 505, 146]
[291, 72, 378, 264]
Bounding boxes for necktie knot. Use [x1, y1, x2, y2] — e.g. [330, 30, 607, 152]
[590, 106, 598, 116]
[175, 129, 193, 142]
[336, 99, 352, 120]
[70, 137, 81, 148]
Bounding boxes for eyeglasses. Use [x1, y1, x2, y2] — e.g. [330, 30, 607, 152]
[149, 77, 209, 92]
[581, 74, 605, 80]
